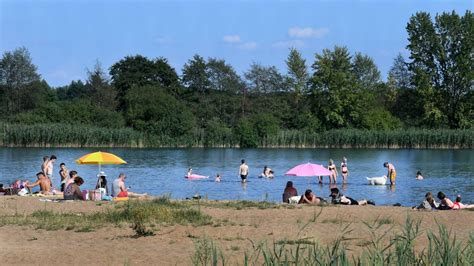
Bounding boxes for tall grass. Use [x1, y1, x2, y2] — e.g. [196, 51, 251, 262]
[0, 123, 144, 147]
[191, 216, 474, 265]
[1, 123, 472, 148]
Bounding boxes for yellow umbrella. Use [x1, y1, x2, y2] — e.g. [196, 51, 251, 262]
[76, 151, 127, 172]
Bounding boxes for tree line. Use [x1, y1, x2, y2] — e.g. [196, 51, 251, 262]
[0, 11, 472, 147]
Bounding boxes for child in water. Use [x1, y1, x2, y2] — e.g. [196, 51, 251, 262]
[215, 173, 221, 182]
[416, 171, 423, 180]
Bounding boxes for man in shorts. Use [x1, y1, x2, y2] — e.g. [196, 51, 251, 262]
[239, 159, 249, 183]
[112, 173, 147, 198]
[384, 162, 397, 185]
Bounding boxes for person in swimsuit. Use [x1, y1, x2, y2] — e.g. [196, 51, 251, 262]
[187, 168, 192, 177]
[298, 189, 320, 205]
[64, 176, 84, 200]
[239, 159, 249, 182]
[25, 172, 62, 195]
[452, 195, 474, 209]
[112, 173, 147, 198]
[340, 157, 349, 183]
[384, 162, 396, 185]
[45, 155, 57, 187]
[437, 191, 454, 210]
[215, 173, 221, 182]
[261, 166, 274, 178]
[58, 163, 69, 192]
[282, 181, 298, 203]
[416, 171, 423, 180]
[330, 187, 374, 206]
[328, 159, 338, 183]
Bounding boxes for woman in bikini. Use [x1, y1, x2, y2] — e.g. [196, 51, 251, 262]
[328, 159, 338, 184]
[340, 157, 349, 183]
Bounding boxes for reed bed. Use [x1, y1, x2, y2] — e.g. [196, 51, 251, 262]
[0, 123, 472, 148]
[0, 123, 144, 147]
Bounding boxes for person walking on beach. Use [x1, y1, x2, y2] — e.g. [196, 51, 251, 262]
[239, 159, 249, 183]
[340, 157, 349, 183]
[384, 162, 396, 185]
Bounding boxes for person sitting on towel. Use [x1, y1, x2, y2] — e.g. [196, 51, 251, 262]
[112, 173, 147, 198]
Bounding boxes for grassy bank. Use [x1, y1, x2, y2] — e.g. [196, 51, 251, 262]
[0, 197, 211, 234]
[0, 123, 472, 148]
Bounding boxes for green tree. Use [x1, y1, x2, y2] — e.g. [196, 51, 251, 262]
[110, 55, 179, 109]
[244, 63, 286, 94]
[182, 54, 210, 93]
[0, 47, 41, 113]
[406, 10, 474, 128]
[286, 48, 309, 104]
[352, 52, 381, 90]
[86, 61, 118, 110]
[234, 118, 257, 148]
[124, 85, 195, 138]
[310, 46, 353, 129]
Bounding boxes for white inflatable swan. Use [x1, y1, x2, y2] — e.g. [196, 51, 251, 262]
[366, 176, 387, 185]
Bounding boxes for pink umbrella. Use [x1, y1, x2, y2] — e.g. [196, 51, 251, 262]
[285, 163, 332, 177]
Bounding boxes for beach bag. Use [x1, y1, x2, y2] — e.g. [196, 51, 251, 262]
[89, 190, 102, 201]
[18, 188, 29, 196]
[82, 190, 89, 200]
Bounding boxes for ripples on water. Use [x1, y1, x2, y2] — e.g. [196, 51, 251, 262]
[0, 148, 472, 206]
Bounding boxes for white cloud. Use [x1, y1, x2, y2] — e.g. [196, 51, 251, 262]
[239, 42, 257, 50]
[223, 35, 241, 43]
[272, 40, 305, 49]
[288, 27, 329, 38]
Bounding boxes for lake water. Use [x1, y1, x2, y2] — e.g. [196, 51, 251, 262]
[0, 148, 473, 206]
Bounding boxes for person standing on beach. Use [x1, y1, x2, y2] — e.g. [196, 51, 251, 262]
[239, 159, 249, 182]
[45, 155, 57, 186]
[41, 156, 49, 177]
[340, 157, 349, 183]
[384, 162, 396, 185]
[58, 163, 69, 192]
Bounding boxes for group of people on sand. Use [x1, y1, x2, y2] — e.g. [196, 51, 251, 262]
[282, 181, 375, 206]
[414, 191, 474, 210]
[4, 155, 146, 200]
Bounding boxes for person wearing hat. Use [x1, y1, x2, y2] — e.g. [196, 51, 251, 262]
[95, 171, 109, 195]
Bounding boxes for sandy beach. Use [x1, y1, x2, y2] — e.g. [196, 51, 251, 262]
[0, 196, 473, 265]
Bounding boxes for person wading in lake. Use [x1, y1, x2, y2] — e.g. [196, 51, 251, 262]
[384, 162, 396, 185]
[239, 159, 249, 183]
[341, 157, 349, 183]
[328, 159, 338, 184]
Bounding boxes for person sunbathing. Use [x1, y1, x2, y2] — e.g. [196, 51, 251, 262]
[298, 189, 320, 205]
[452, 195, 474, 210]
[437, 191, 454, 210]
[330, 188, 374, 206]
[64, 176, 84, 200]
[413, 192, 438, 210]
[112, 173, 147, 198]
[25, 172, 62, 195]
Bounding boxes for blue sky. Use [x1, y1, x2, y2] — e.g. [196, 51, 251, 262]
[1, 0, 471, 87]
